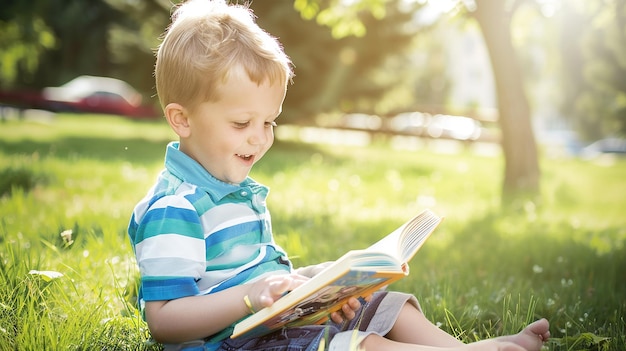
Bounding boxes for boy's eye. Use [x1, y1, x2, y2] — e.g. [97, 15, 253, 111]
[233, 121, 277, 128]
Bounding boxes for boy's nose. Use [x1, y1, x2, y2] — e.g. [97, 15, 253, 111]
[249, 126, 269, 145]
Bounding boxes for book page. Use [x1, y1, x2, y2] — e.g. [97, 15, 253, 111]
[366, 224, 405, 257]
[366, 209, 442, 263]
[398, 209, 442, 263]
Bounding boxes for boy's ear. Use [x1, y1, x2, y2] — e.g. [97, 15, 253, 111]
[164, 103, 191, 138]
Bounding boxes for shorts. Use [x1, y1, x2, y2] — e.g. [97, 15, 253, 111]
[163, 291, 420, 351]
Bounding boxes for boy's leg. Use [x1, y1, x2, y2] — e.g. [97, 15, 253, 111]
[385, 302, 464, 346]
[382, 303, 549, 351]
[361, 334, 527, 351]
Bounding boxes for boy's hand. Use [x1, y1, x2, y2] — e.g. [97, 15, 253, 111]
[294, 261, 332, 278]
[330, 296, 363, 324]
[246, 274, 309, 311]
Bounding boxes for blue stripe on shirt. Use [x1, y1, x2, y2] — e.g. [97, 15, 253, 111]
[142, 277, 200, 301]
[206, 220, 261, 247]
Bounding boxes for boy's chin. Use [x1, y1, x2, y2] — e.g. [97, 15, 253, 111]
[225, 175, 249, 185]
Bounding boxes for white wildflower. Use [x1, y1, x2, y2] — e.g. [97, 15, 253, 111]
[28, 270, 64, 282]
[60, 229, 74, 246]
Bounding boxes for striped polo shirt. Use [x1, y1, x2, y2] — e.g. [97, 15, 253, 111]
[128, 142, 292, 306]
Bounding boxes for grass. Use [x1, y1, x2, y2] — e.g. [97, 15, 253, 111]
[0, 114, 624, 350]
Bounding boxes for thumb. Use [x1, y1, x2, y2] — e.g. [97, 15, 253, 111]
[258, 278, 291, 308]
[268, 277, 292, 297]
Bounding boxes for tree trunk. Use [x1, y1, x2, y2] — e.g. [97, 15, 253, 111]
[473, 0, 541, 204]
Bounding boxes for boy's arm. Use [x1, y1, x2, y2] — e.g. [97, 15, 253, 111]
[145, 273, 308, 343]
[145, 284, 251, 343]
[145, 272, 364, 343]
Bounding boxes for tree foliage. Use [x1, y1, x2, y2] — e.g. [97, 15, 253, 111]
[0, 0, 420, 121]
[0, 0, 121, 88]
[253, 0, 421, 120]
[0, 0, 169, 100]
[559, 0, 626, 140]
[0, 0, 56, 87]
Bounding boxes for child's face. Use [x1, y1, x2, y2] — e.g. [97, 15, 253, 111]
[181, 69, 287, 185]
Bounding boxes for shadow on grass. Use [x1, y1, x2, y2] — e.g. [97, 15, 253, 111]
[0, 137, 340, 168]
[0, 137, 169, 165]
[0, 167, 48, 197]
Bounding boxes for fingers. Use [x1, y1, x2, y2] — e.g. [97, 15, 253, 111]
[254, 274, 310, 308]
[330, 311, 344, 324]
[268, 274, 308, 296]
[341, 302, 356, 320]
[329, 297, 362, 324]
[347, 296, 361, 310]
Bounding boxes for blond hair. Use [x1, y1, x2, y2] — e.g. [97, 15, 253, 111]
[155, 0, 293, 111]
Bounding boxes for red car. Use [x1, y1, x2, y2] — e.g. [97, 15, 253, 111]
[0, 75, 159, 119]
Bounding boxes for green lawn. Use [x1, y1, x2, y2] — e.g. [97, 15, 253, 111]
[1, 114, 624, 350]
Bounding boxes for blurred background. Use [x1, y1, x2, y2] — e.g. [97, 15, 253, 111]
[1, 0, 625, 194]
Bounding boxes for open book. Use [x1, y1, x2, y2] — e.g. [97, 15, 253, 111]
[231, 209, 443, 339]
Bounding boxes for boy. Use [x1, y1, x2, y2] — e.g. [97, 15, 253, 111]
[128, 0, 550, 350]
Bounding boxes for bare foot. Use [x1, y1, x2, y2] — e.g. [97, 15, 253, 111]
[497, 319, 550, 351]
[459, 339, 526, 351]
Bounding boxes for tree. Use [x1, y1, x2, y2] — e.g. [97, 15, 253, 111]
[471, 0, 540, 203]
[295, 0, 542, 203]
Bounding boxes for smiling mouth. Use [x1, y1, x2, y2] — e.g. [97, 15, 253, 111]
[236, 154, 254, 161]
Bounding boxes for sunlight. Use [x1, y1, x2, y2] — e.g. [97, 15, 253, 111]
[536, 0, 562, 18]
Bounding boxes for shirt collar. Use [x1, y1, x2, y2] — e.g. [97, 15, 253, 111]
[163, 141, 263, 201]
